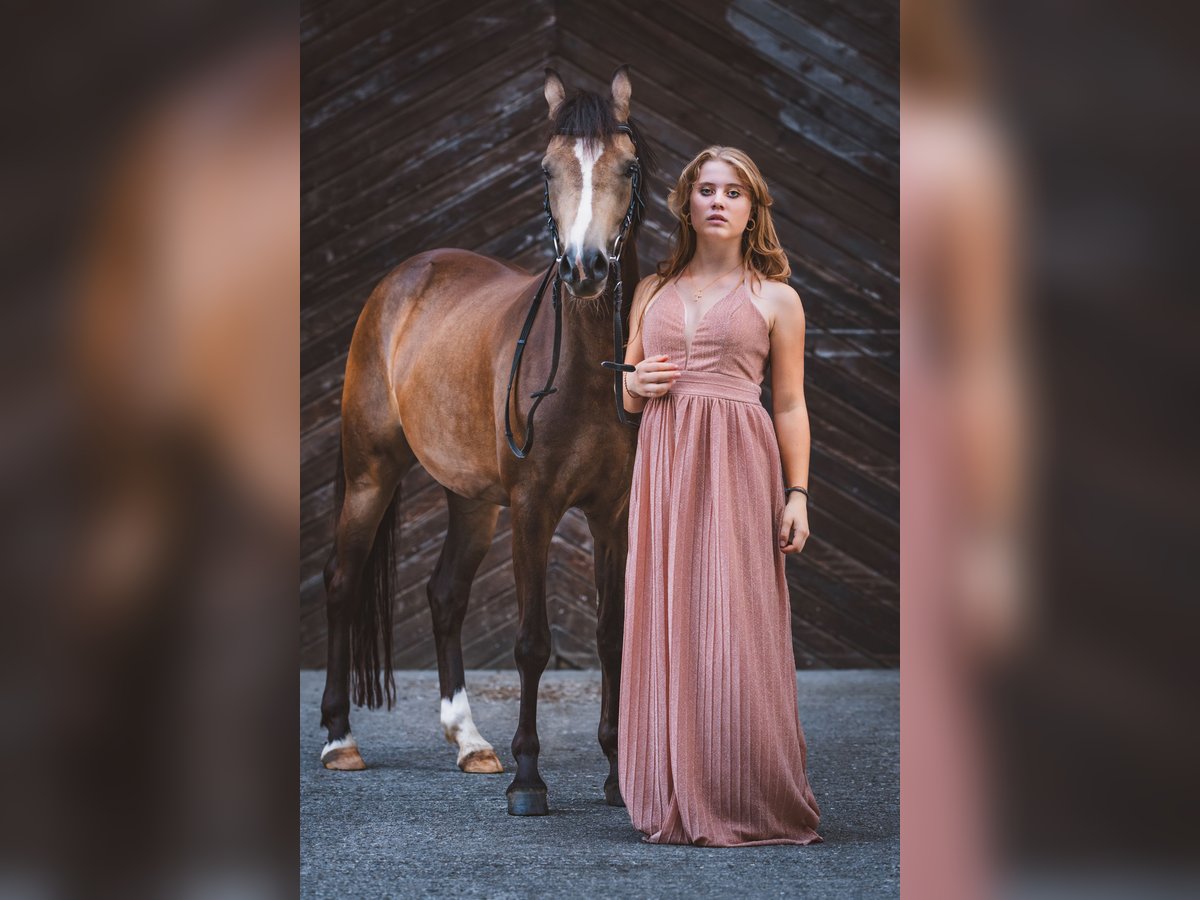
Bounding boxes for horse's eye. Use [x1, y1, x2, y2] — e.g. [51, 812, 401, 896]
[542, 167, 552, 180]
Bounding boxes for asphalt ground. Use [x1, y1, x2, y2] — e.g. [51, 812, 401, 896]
[300, 669, 898, 898]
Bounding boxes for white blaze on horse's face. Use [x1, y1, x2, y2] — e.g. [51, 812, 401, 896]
[568, 139, 601, 253]
[543, 133, 636, 299]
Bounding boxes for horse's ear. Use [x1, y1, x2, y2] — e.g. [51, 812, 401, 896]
[544, 68, 566, 121]
[610, 64, 632, 122]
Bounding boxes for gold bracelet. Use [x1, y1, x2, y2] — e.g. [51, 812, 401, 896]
[624, 372, 644, 399]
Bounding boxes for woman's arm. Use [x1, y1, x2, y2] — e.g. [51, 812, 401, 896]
[621, 278, 652, 414]
[767, 283, 811, 554]
[622, 274, 677, 413]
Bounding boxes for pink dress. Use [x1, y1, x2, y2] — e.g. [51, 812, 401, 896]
[617, 278, 822, 846]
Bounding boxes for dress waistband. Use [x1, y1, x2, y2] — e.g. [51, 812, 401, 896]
[667, 370, 763, 404]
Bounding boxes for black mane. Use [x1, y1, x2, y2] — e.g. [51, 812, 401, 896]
[550, 90, 617, 148]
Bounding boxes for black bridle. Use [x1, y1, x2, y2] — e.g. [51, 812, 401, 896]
[504, 123, 645, 459]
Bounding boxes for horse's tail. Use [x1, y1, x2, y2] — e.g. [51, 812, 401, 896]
[333, 442, 399, 711]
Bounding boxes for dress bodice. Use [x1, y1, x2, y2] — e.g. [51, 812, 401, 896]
[641, 280, 771, 382]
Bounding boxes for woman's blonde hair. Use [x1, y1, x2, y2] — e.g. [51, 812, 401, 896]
[655, 146, 790, 289]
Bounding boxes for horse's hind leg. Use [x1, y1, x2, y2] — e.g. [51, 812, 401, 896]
[319, 451, 408, 770]
[429, 490, 503, 774]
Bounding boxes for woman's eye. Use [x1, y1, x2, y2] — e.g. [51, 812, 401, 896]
[728, 190, 740, 198]
[699, 187, 712, 195]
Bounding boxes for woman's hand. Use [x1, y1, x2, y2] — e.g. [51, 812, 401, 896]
[630, 354, 680, 398]
[778, 495, 810, 554]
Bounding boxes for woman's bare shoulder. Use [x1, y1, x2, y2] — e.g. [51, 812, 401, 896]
[749, 277, 803, 331]
[632, 271, 673, 313]
[752, 277, 801, 303]
[635, 271, 670, 298]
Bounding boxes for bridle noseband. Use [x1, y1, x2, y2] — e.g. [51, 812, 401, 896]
[504, 123, 645, 459]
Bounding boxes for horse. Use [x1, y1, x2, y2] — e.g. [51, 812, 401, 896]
[318, 66, 654, 816]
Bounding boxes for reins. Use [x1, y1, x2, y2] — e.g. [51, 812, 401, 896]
[504, 123, 644, 459]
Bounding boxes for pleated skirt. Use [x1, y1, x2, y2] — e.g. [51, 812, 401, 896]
[617, 370, 822, 847]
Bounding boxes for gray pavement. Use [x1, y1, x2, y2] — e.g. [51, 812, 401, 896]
[300, 669, 898, 898]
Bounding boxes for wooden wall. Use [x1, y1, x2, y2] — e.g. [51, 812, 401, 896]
[301, 0, 898, 669]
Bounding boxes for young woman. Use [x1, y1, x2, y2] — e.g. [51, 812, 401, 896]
[617, 146, 822, 846]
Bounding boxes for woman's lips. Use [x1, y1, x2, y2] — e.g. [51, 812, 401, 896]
[706, 215, 727, 223]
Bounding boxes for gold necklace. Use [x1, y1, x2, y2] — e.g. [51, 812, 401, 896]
[687, 262, 744, 301]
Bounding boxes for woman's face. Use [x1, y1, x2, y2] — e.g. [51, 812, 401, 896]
[688, 159, 753, 238]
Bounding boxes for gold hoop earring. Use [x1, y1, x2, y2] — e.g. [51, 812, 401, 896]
[746, 219, 756, 231]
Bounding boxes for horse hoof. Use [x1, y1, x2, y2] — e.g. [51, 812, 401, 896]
[460, 749, 504, 774]
[604, 782, 625, 807]
[507, 788, 549, 816]
[321, 736, 366, 771]
[322, 746, 366, 770]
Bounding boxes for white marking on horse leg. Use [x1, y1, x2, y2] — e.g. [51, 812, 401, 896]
[567, 138, 601, 256]
[320, 733, 358, 762]
[440, 688, 494, 766]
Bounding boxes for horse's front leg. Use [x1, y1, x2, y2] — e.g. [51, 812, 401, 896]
[587, 503, 629, 807]
[506, 493, 560, 816]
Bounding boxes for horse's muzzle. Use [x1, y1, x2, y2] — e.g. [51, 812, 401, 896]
[558, 247, 609, 298]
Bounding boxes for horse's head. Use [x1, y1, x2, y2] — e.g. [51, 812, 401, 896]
[541, 66, 649, 300]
